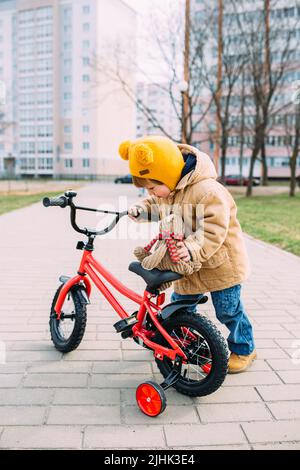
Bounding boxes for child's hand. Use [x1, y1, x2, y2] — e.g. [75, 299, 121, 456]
[176, 241, 191, 262]
[128, 206, 142, 221]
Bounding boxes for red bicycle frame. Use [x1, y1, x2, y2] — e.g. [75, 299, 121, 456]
[54, 249, 188, 362]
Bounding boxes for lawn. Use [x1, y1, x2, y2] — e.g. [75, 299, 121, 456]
[0, 191, 62, 216]
[236, 193, 300, 257]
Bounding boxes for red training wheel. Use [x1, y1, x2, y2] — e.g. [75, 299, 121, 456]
[136, 381, 167, 417]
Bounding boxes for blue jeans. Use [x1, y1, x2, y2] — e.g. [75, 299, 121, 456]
[171, 285, 255, 355]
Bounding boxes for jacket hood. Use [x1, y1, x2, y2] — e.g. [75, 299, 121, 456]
[175, 144, 218, 191]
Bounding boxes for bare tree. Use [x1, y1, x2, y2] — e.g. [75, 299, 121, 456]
[91, 1, 214, 145]
[233, 0, 300, 196]
[283, 99, 300, 196]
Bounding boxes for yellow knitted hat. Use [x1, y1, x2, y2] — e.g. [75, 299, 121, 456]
[118, 135, 185, 190]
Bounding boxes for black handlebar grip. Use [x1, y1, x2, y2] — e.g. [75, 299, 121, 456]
[43, 196, 68, 208]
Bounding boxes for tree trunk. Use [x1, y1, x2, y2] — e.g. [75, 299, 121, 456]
[290, 104, 300, 197]
[220, 133, 227, 182]
[290, 153, 297, 197]
[261, 140, 268, 186]
[246, 146, 260, 197]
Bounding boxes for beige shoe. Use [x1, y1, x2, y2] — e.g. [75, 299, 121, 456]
[228, 350, 257, 374]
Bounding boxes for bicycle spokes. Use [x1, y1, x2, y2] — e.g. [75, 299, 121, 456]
[171, 327, 212, 379]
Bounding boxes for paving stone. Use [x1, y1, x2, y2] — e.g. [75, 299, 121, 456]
[63, 350, 121, 361]
[224, 371, 282, 386]
[84, 425, 165, 449]
[53, 388, 120, 405]
[0, 374, 23, 388]
[47, 406, 120, 425]
[92, 361, 152, 374]
[7, 351, 62, 362]
[195, 386, 261, 404]
[197, 402, 272, 423]
[164, 424, 247, 446]
[23, 373, 88, 388]
[123, 405, 200, 425]
[0, 407, 46, 425]
[242, 421, 300, 443]
[0, 389, 53, 405]
[256, 384, 300, 401]
[90, 374, 153, 389]
[266, 358, 300, 370]
[277, 370, 300, 384]
[0, 426, 82, 449]
[267, 401, 300, 419]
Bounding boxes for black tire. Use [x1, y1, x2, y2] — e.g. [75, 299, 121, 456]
[49, 284, 87, 353]
[154, 311, 228, 397]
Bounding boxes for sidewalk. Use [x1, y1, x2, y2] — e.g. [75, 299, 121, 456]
[0, 183, 299, 450]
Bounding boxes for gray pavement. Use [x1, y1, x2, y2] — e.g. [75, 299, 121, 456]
[0, 183, 300, 450]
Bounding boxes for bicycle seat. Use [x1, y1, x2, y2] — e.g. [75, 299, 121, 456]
[128, 261, 182, 291]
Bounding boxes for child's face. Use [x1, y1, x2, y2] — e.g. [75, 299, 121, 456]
[145, 182, 171, 198]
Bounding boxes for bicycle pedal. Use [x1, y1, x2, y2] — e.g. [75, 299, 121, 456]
[121, 328, 134, 339]
[113, 314, 138, 334]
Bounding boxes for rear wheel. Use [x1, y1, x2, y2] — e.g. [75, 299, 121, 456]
[49, 284, 87, 353]
[154, 311, 228, 397]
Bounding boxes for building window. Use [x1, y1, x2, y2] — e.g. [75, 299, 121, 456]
[37, 142, 53, 154]
[36, 24, 52, 38]
[37, 125, 53, 137]
[83, 23, 90, 32]
[64, 59, 72, 68]
[36, 6, 53, 21]
[83, 125, 90, 133]
[65, 159, 73, 168]
[19, 9, 35, 24]
[83, 6, 90, 15]
[83, 158, 90, 168]
[83, 40, 90, 49]
[64, 126, 72, 134]
[20, 158, 35, 170]
[63, 7, 72, 20]
[83, 142, 90, 150]
[83, 57, 90, 66]
[38, 157, 53, 169]
[20, 142, 35, 154]
[64, 142, 72, 151]
[82, 74, 90, 83]
[37, 41, 53, 55]
[64, 41, 72, 50]
[64, 92, 72, 100]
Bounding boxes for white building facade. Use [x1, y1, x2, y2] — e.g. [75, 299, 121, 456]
[136, 82, 181, 142]
[0, 0, 136, 178]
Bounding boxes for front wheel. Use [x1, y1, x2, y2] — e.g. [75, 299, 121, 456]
[49, 284, 87, 353]
[154, 311, 228, 397]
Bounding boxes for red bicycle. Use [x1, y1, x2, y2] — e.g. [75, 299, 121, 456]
[43, 191, 228, 417]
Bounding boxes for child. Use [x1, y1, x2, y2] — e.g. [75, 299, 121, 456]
[119, 135, 256, 373]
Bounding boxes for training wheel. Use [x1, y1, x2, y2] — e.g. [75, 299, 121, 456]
[136, 381, 167, 417]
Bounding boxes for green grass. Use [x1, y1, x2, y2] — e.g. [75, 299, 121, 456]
[0, 191, 62, 216]
[236, 193, 300, 257]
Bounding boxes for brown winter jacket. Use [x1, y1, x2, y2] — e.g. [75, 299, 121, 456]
[136, 143, 251, 294]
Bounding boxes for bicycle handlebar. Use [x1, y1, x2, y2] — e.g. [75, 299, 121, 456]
[43, 196, 68, 208]
[42, 191, 129, 236]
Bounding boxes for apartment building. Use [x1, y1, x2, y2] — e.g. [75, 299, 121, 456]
[192, 0, 300, 178]
[0, 0, 136, 178]
[136, 82, 181, 142]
